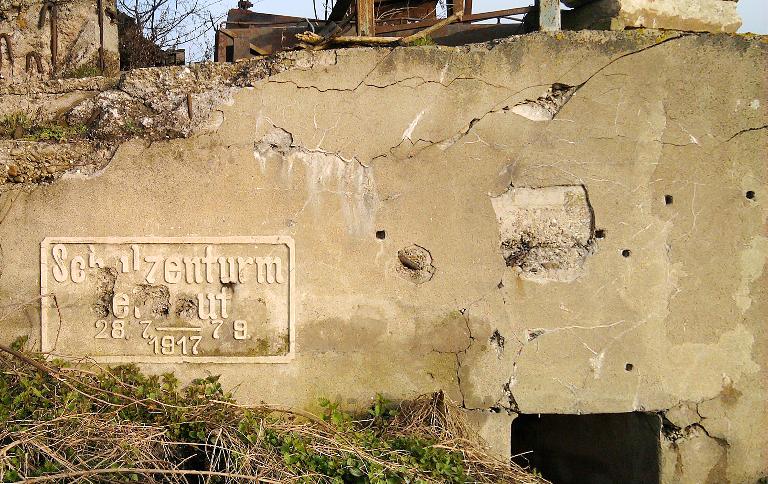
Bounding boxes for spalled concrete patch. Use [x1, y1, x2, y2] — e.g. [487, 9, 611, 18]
[396, 244, 435, 284]
[1, 140, 116, 186]
[92, 267, 117, 318]
[510, 83, 577, 121]
[661, 414, 729, 484]
[133, 284, 171, 318]
[491, 185, 595, 282]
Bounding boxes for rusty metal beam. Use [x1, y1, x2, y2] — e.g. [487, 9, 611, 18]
[49, 3, 58, 75]
[356, 0, 375, 36]
[97, 0, 105, 72]
[329, 0, 354, 22]
[375, 6, 533, 34]
[447, 0, 463, 16]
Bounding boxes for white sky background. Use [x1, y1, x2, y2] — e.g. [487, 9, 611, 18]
[188, 0, 767, 59]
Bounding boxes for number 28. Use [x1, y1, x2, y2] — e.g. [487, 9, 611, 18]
[95, 320, 124, 339]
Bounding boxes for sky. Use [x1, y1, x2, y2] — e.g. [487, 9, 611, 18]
[190, 0, 767, 59]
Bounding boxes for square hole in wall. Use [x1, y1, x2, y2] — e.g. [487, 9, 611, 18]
[511, 413, 661, 484]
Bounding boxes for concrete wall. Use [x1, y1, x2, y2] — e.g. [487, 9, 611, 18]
[562, 0, 742, 33]
[0, 31, 765, 482]
[0, 0, 118, 82]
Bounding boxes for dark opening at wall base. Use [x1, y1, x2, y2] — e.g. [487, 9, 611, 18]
[511, 413, 661, 484]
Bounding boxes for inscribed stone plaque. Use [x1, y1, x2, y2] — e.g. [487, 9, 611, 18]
[40, 237, 295, 363]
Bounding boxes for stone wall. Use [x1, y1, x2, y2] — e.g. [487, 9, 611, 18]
[0, 0, 118, 83]
[562, 0, 742, 33]
[0, 31, 766, 482]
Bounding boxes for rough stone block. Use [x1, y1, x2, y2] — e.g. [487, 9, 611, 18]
[562, 0, 742, 33]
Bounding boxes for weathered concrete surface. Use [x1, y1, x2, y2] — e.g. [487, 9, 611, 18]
[563, 0, 742, 33]
[0, 31, 766, 482]
[0, 0, 119, 81]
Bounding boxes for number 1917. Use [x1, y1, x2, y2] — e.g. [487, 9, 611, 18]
[148, 335, 202, 355]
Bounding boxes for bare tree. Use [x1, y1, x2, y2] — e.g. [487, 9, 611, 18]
[117, 0, 226, 63]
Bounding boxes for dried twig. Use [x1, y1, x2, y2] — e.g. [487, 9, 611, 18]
[17, 467, 278, 483]
[400, 11, 463, 45]
[0, 344, 547, 484]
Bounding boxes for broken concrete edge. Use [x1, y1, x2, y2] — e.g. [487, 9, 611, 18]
[465, 400, 732, 474]
[0, 50, 340, 186]
[1, 29, 766, 189]
[562, 0, 743, 34]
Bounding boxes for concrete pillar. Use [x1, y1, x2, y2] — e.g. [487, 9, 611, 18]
[539, 0, 561, 31]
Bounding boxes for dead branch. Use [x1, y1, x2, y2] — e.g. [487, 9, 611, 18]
[17, 467, 278, 483]
[400, 11, 463, 45]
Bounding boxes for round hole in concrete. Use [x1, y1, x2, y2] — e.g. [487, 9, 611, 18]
[396, 245, 435, 284]
[664, 195, 673, 205]
[625, 363, 634, 371]
[375, 230, 386, 240]
[622, 249, 631, 258]
[595, 229, 606, 239]
[746, 190, 755, 200]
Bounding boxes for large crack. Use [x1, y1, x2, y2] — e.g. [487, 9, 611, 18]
[268, 72, 514, 94]
[371, 35, 698, 163]
[553, 32, 695, 119]
[430, 308, 475, 408]
[255, 123, 369, 169]
[724, 124, 768, 142]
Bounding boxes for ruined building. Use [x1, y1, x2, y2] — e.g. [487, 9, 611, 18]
[215, 0, 744, 61]
[0, 0, 119, 81]
[0, 0, 766, 483]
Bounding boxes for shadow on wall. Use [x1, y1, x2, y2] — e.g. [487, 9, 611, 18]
[511, 413, 662, 484]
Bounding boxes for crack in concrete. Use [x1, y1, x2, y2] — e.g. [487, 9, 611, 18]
[271, 33, 696, 161]
[661, 410, 729, 448]
[554, 32, 695, 120]
[430, 308, 475, 408]
[257, 121, 369, 169]
[267, 61, 512, 94]
[265, 48, 398, 94]
[724, 124, 768, 142]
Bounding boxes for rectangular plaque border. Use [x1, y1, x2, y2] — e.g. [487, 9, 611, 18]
[41, 236, 296, 364]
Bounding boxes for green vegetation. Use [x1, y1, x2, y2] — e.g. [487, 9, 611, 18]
[406, 36, 436, 46]
[0, 338, 545, 483]
[62, 63, 102, 79]
[121, 119, 145, 136]
[0, 112, 87, 142]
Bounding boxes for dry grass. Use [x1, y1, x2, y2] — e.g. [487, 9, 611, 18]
[0, 342, 547, 483]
